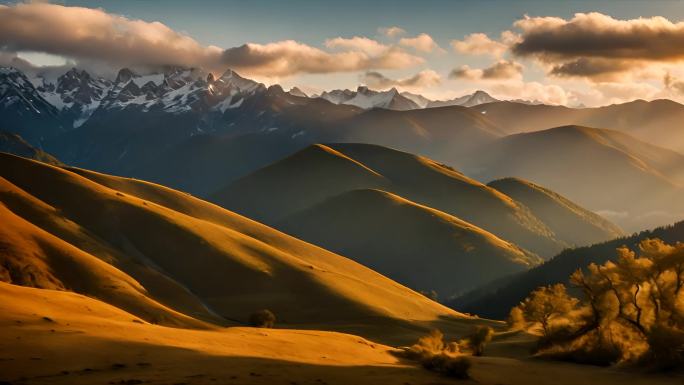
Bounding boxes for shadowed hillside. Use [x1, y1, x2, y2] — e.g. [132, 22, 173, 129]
[278, 188, 541, 298]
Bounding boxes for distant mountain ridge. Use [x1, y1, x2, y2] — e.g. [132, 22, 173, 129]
[459, 125, 684, 232]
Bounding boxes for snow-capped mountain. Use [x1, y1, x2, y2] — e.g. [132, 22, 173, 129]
[0, 67, 58, 116]
[1, 66, 509, 152]
[426, 90, 499, 108]
[320, 86, 419, 110]
[320, 87, 499, 110]
[0, 67, 64, 143]
[13, 66, 267, 132]
[34, 68, 112, 128]
[399, 91, 432, 108]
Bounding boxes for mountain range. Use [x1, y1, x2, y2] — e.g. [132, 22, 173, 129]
[3, 65, 684, 233]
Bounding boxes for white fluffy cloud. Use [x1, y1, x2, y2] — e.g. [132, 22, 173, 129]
[325, 36, 390, 55]
[399, 33, 445, 53]
[451, 31, 518, 57]
[378, 26, 406, 38]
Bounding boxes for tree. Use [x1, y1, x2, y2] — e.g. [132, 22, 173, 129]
[519, 239, 684, 367]
[519, 284, 577, 337]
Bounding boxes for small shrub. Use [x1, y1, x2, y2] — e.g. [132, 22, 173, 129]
[465, 326, 494, 356]
[249, 309, 276, 328]
[506, 306, 526, 330]
[421, 353, 471, 379]
[403, 329, 446, 360]
[400, 330, 471, 379]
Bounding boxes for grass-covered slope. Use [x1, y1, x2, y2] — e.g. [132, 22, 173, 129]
[278, 188, 541, 298]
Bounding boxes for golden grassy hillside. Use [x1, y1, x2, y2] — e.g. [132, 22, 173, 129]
[2, 281, 679, 385]
[211, 144, 388, 222]
[0, 152, 468, 341]
[278, 188, 541, 298]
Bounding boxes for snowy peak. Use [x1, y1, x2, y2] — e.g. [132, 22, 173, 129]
[400, 91, 432, 108]
[216, 69, 263, 94]
[55, 68, 111, 107]
[320, 87, 497, 110]
[463, 90, 498, 107]
[320, 86, 418, 110]
[427, 90, 499, 108]
[0, 67, 57, 115]
[115, 68, 137, 84]
[319, 89, 356, 104]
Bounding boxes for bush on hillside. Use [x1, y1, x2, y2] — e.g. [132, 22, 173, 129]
[421, 353, 471, 379]
[399, 329, 471, 379]
[249, 309, 276, 328]
[464, 326, 494, 356]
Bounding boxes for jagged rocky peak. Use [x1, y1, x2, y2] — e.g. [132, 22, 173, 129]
[0, 66, 30, 83]
[216, 68, 263, 94]
[115, 68, 137, 84]
[288, 87, 307, 97]
[266, 84, 285, 96]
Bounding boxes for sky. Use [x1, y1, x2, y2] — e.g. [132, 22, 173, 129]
[3, 0, 684, 106]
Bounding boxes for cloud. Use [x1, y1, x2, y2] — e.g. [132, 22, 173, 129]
[548, 58, 641, 80]
[399, 33, 444, 53]
[0, 2, 223, 72]
[361, 70, 441, 89]
[325, 36, 389, 55]
[512, 12, 684, 79]
[378, 26, 406, 38]
[223, 41, 423, 77]
[451, 32, 517, 57]
[489, 81, 571, 106]
[0, 51, 80, 79]
[0, 2, 424, 78]
[449, 60, 523, 80]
